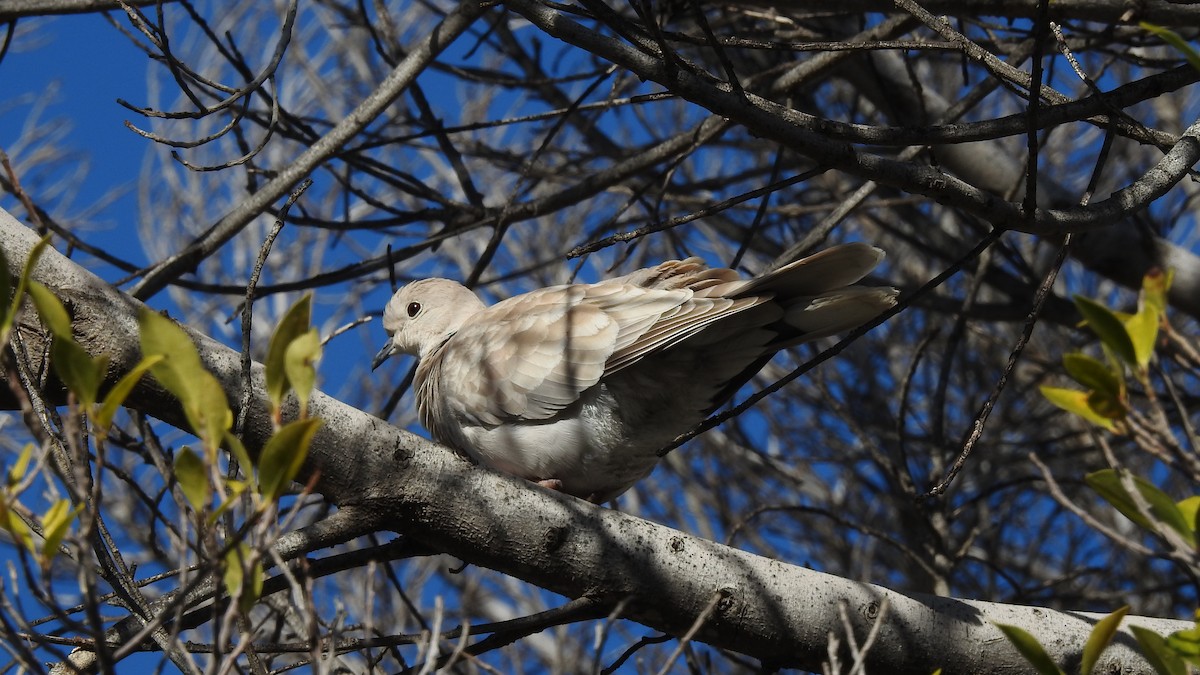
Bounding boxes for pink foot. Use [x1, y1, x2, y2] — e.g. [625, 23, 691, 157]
[536, 478, 564, 491]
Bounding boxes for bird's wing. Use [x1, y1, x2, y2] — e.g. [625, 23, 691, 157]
[431, 285, 629, 423]
[589, 281, 769, 373]
[433, 276, 770, 423]
[589, 259, 774, 373]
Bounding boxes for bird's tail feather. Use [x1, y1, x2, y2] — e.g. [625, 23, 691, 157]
[782, 287, 898, 343]
[735, 242, 885, 298]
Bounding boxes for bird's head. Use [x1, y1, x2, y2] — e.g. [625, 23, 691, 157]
[372, 279, 485, 370]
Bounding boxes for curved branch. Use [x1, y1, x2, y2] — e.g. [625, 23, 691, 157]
[0, 0, 171, 21]
[753, 64, 1197, 150]
[0, 207, 1187, 673]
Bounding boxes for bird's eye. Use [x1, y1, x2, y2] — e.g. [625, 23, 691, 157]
[406, 301, 421, 318]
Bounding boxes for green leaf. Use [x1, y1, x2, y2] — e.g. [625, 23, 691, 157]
[1131, 625, 1187, 675]
[223, 543, 262, 613]
[1122, 268, 1173, 371]
[1141, 268, 1173, 317]
[265, 294, 313, 410]
[1040, 386, 1117, 431]
[223, 543, 245, 603]
[174, 446, 210, 512]
[1178, 496, 1200, 534]
[257, 418, 321, 501]
[50, 337, 108, 407]
[245, 558, 263, 613]
[0, 499, 35, 554]
[7, 443, 33, 488]
[138, 309, 203, 404]
[1166, 622, 1200, 664]
[284, 329, 321, 416]
[1141, 23, 1200, 72]
[996, 623, 1064, 675]
[94, 355, 164, 432]
[1081, 606, 1128, 675]
[1074, 295, 1138, 366]
[1124, 307, 1159, 370]
[1086, 470, 1195, 546]
[40, 499, 79, 561]
[26, 282, 71, 339]
[1062, 353, 1123, 399]
[1085, 390, 1126, 421]
[139, 309, 231, 450]
[26, 282, 108, 406]
[190, 375, 233, 454]
[3, 235, 51, 339]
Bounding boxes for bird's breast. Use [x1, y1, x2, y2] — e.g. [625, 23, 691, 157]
[439, 384, 660, 499]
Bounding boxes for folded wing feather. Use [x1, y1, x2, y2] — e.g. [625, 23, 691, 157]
[432, 243, 892, 427]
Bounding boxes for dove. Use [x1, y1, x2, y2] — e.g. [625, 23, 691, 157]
[373, 243, 897, 502]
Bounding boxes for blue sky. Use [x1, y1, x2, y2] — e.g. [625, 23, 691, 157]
[2, 15, 299, 671]
[2, 13, 150, 267]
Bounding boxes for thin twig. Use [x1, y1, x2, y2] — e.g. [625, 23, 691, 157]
[849, 598, 890, 675]
[590, 597, 631, 675]
[1028, 450, 1154, 557]
[1022, 0, 1050, 222]
[130, 0, 490, 299]
[927, 235, 1071, 496]
[653, 589, 727, 675]
[0, 147, 45, 232]
[570, 168, 824, 259]
[235, 177, 312, 435]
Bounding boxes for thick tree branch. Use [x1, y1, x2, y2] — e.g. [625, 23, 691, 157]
[0, 208, 1190, 672]
[0, 0, 169, 21]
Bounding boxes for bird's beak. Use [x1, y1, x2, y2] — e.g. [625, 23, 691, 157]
[372, 343, 396, 371]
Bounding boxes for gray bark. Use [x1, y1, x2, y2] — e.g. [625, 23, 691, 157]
[0, 207, 1190, 672]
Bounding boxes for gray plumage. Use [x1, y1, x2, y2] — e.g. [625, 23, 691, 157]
[374, 243, 897, 502]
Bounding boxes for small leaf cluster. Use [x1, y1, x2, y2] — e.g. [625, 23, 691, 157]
[1059, 466, 1200, 673]
[0, 238, 108, 568]
[1040, 270, 1171, 431]
[1039, 271, 1196, 554]
[138, 294, 323, 610]
[6, 238, 324, 614]
[0, 444, 79, 569]
[1011, 267, 1197, 673]
[1068, 471, 1200, 672]
[259, 295, 324, 504]
[137, 295, 322, 514]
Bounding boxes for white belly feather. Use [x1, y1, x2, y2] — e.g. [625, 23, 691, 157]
[455, 385, 662, 499]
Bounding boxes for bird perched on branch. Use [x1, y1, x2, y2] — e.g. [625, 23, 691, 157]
[373, 243, 897, 502]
